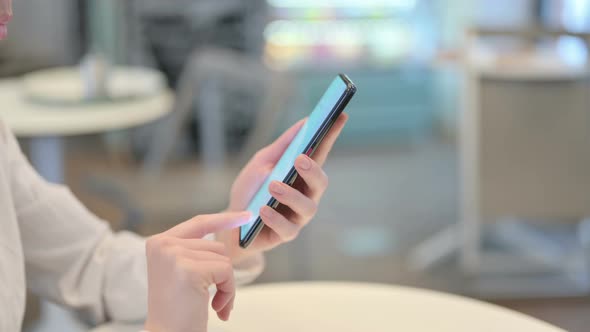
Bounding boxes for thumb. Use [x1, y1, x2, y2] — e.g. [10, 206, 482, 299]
[166, 211, 251, 239]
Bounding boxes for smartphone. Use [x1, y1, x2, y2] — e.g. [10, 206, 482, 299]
[239, 74, 357, 248]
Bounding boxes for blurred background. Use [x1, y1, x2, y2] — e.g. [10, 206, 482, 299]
[1, 0, 590, 331]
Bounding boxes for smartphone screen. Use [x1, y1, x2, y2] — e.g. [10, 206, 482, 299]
[240, 75, 355, 246]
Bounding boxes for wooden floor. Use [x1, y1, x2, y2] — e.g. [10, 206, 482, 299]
[493, 297, 590, 332]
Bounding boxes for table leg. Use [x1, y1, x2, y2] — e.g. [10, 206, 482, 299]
[199, 80, 226, 169]
[29, 137, 65, 184]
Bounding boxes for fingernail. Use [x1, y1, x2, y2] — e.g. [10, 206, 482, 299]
[270, 181, 284, 195]
[296, 155, 311, 170]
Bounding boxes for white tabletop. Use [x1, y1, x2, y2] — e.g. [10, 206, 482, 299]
[0, 78, 173, 137]
[91, 282, 564, 332]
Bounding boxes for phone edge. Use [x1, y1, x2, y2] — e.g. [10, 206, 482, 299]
[239, 74, 356, 248]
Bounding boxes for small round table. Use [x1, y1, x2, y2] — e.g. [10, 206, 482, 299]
[0, 68, 173, 332]
[92, 282, 565, 332]
[0, 69, 173, 183]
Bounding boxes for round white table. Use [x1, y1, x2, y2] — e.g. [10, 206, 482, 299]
[92, 282, 565, 332]
[0, 69, 173, 183]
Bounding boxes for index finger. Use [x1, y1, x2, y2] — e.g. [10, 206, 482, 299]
[166, 211, 251, 239]
[310, 113, 348, 166]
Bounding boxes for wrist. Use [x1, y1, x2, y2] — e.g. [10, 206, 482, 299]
[231, 249, 259, 265]
[144, 320, 165, 332]
[232, 250, 264, 269]
[143, 323, 155, 332]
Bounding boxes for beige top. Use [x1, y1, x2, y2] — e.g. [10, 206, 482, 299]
[0, 120, 263, 331]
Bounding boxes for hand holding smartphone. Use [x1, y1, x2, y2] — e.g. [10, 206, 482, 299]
[239, 74, 356, 248]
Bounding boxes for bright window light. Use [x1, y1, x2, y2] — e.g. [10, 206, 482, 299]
[562, 0, 590, 32]
[556, 35, 589, 67]
[268, 0, 417, 10]
[264, 19, 404, 46]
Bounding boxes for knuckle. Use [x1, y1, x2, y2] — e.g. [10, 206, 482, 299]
[164, 245, 181, 259]
[219, 253, 232, 264]
[221, 261, 234, 275]
[286, 229, 300, 242]
[213, 241, 229, 255]
[174, 259, 194, 282]
[161, 236, 174, 247]
[306, 201, 318, 218]
[146, 235, 168, 254]
[210, 246, 231, 261]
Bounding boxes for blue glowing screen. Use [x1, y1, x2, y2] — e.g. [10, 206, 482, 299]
[240, 76, 349, 241]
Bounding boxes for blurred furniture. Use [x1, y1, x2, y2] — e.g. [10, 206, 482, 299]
[461, 50, 590, 285]
[411, 28, 590, 296]
[0, 0, 82, 77]
[467, 27, 590, 50]
[0, 67, 172, 332]
[126, 0, 267, 85]
[262, 0, 437, 145]
[285, 68, 436, 146]
[89, 48, 291, 231]
[90, 282, 565, 332]
[144, 47, 290, 172]
[0, 67, 172, 183]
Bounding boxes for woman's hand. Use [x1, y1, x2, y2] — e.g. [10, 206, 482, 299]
[218, 113, 348, 262]
[144, 211, 250, 332]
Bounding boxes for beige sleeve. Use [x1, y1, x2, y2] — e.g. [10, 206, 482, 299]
[3, 122, 263, 325]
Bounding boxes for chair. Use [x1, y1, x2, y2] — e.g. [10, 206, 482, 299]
[410, 27, 590, 297]
[86, 47, 291, 232]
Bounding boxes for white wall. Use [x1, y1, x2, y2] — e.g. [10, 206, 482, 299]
[474, 0, 535, 29]
[0, 0, 79, 67]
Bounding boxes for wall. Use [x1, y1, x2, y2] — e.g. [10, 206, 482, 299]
[0, 0, 80, 68]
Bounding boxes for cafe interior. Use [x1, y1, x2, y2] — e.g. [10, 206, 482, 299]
[1, 0, 590, 331]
